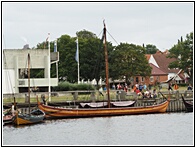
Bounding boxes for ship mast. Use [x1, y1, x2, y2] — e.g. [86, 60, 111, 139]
[103, 20, 110, 108]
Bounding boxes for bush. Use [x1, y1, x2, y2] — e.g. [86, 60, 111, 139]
[177, 83, 189, 87]
[52, 81, 95, 91]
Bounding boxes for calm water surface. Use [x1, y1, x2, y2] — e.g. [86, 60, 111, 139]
[3, 112, 194, 146]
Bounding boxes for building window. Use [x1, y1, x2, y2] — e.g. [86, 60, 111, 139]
[136, 77, 139, 83]
[156, 76, 159, 81]
[19, 80, 25, 85]
[150, 76, 154, 82]
[141, 77, 145, 82]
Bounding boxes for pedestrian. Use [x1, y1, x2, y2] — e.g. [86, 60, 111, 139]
[117, 83, 122, 90]
[187, 84, 192, 90]
[143, 83, 147, 91]
[124, 83, 128, 92]
[41, 94, 46, 105]
[135, 83, 139, 89]
[153, 89, 157, 99]
[133, 85, 137, 92]
[144, 89, 150, 98]
[139, 83, 143, 92]
[99, 86, 104, 96]
[112, 84, 116, 90]
[168, 83, 173, 91]
[174, 83, 179, 90]
[135, 88, 142, 96]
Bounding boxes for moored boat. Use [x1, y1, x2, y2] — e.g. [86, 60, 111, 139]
[38, 96, 169, 119]
[3, 112, 15, 125]
[13, 108, 45, 125]
[13, 54, 45, 125]
[181, 95, 193, 112]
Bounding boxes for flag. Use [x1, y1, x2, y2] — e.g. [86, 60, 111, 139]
[75, 38, 79, 62]
[54, 40, 57, 52]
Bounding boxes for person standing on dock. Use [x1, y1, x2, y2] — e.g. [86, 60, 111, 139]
[187, 84, 192, 90]
[174, 83, 179, 90]
[99, 86, 104, 96]
[168, 82, 173, 91]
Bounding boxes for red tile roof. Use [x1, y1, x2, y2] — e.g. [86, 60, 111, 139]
[153, 51, 180, 73]
[149, 63, 167, 75]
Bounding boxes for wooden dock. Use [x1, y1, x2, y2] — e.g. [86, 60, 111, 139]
[3, 90, 193, 113]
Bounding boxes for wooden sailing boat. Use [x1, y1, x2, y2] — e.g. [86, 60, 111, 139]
[3, 108, 15, 125]
[37, 21, 170, 119]
[181, 95, 193, 112]
[3, 98, 16, 125]
[13, 54, 45, 125]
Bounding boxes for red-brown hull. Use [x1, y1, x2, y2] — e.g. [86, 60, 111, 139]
[38, 99, 169, 119]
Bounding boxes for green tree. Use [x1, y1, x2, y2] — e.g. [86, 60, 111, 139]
[110, 43, 151, 83]
[168, 32, 193, 84]
[79, 37, 104, 83]
[144, 44, 159, 54]
[76, 30, 97, 39]
[58, 35, 78, 82]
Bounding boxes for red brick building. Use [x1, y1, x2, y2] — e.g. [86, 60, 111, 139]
[133, 50, 183, 86]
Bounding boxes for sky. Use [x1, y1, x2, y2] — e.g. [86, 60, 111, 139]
[2, 2, 194, 51]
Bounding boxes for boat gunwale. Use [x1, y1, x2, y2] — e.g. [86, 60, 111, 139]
[38, 99, 169, 111]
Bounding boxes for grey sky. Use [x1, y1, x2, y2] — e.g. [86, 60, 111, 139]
[2, 2, 193, 51]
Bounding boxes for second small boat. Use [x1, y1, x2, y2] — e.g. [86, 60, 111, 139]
[181, 94, 193, 112]
[13, 54, 45, 125]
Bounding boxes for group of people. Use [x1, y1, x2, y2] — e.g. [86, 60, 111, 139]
[133, 83, 157, 99]
[116, 83, 128, 92]
[98, 82, 193, 98]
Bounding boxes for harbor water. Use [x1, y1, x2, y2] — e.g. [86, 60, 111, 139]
[3, 112, 194, 146]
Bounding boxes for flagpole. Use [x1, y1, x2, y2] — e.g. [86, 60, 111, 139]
[48, 33, 51, 101]
[76, 37, 80, 84]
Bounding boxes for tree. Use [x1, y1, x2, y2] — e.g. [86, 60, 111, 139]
[76, 30, 97, 39]
[110, 43, 152, 83]
[144, 44, 159, 54]
[79, 37, 104, 83]
[58, 35, 78, 83]
[167, 32, 193, 84]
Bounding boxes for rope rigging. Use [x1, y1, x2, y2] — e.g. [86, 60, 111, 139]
[97, 28, 119, 46]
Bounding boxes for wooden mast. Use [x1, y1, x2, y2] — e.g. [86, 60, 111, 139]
[103, 20, 110, 108]
[28, 53, 31, 115]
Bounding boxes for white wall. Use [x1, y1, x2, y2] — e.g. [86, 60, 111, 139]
[149, 55, 159, 67]
[3, 69, 16, 94]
